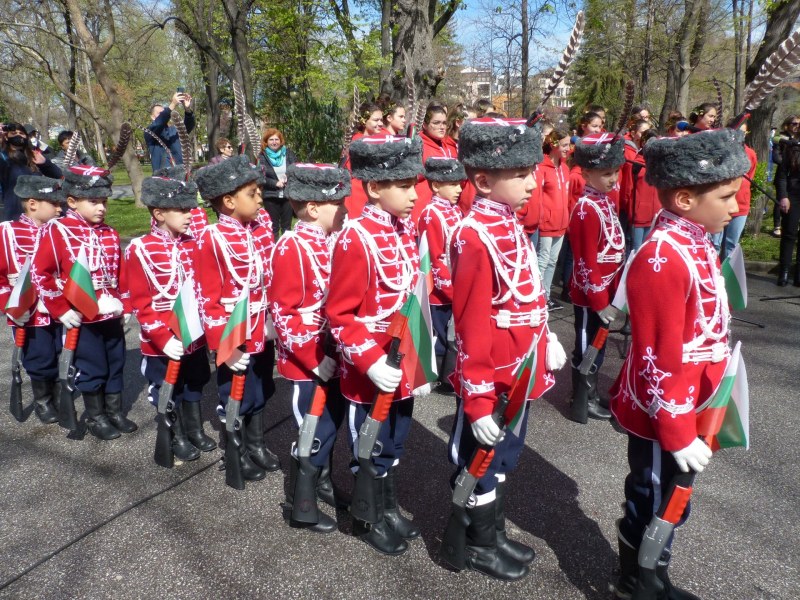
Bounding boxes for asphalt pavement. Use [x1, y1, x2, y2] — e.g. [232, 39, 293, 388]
[0, 273, 797, 599]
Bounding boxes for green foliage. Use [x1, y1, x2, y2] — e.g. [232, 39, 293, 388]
[272, 95, 345, 163]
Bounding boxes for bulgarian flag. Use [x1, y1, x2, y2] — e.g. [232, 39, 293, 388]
[216, 292, 248, 367]
[419, 232, 434, 295]
[506, 335, 538, 437]
[63, 246, 98, 320]
[394, 268, 437, 396]
[721, 244, 747, 311]
[168, 278, 204, 350]
[611, 251, 637, 315]
[4, 257, 36, 320]
[696, 341, 750, 450]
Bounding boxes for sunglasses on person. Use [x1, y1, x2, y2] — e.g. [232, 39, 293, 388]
[791, 122, 800, 126]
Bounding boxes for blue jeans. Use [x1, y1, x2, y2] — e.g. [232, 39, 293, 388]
[720, 215, 747, 260]
[528, 230, 539, 249]
[632, 226, 651, 252]
[537, 235, 564, 298]
[709, 231, 723, 254]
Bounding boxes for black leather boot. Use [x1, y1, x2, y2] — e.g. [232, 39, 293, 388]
[570, 367, 590, 424]
[494, 480, 535, 565]
[182, 401, 217, 451]
[464, 501, 529, 581]
[31, 379, 59, 424]
[285, 455, 337, 533]
[243, 410, 280, 471]
[236, 424, 266, 481]
[353, 475, 408, 556]
[383, 468, 420, 540]
[585, 370, 612, 417]
[613, 532, 639, 599]
[83, 390, 121, 440]
[656, 549, 702, 600]
[171, 403, 200, 461]
[317, 455, 349, 509]
[104, 392, 137, 433]
[777, 267, 790, 287]
[794, 264, 800, 287]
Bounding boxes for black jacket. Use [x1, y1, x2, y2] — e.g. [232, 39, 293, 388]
[1, 154, 63, 221]
[258, 148, 298, 200]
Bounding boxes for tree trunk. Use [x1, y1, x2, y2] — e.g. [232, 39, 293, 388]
[520, 0, 529, 115]
[733, 0, 745, 114]
[675, 0, 704, 115]
[200, 52, 220, 162]
[380, 0, 392, 86]
[641, 0, 654, 102]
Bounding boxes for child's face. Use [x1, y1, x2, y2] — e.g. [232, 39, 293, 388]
[432, 181, 462, 205]
[583, 167, 619, 194]
[313, 201, 347, 234]
[369, 177, 418, 219]
[154, 207, 193, 236]
[68, 197, 107, 224]
[679, 178, 741, 233]
[481, 167, 536, 211]
[385, 108, 406, 133]
[27, 199, 61, 225]
[225, 181, 263, 222]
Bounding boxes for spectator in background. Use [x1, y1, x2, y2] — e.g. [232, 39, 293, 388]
[771, 115, 800, 237]
[1, 122, 62, 221]
[24, 125, 53, 158]
[146, 91, 195, 171]
[53, 130, 95, 168]
[209, 137, 234, 165]
[473, 98, 495, 118]
[258, 128, 298, 238]
[688, 102, 718, 131]
[774, 133, 800, 286]
[665, 111, 689, 138]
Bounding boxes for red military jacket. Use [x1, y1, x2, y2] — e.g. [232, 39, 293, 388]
[270, 221, 336, 382]
[417, 195, 461, 305]
[188, 207, 209, 239]
[326, 203, 420, 403]
[568, 187, 625, 312]
[122, 226, 205, 356]
[32, 209, 123, 323]
[610, 211, 731, 451]
[413, 131, 457, 224]
[0, 215, 51, 326]
[344, 132, 368, 219]
[195, 213, 274, 355]
[449, 197, 555, 424]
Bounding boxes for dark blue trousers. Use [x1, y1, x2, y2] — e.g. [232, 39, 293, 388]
[430, 304, 452, 357]
[291, 378, 346, 468]
[572, 305, 607, 369]
[14, 323, 62, 381]
[448, 396, 530, 496]
[619, 433, 691, 550]
[142, 348, 211, 408]
[217, 344, 275, 416]
[348, 398, 414, 476]
[74, 319, 125, 393]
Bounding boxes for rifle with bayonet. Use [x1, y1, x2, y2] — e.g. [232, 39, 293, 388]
[10, 327, 26, 422]
[58, 328, 80, 431]
[154, 359, 181, 468]
[290, 381, 329, 524]
[225, 373, 246, 490]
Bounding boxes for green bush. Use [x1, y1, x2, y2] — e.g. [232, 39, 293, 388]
[272, 95, 345, 163]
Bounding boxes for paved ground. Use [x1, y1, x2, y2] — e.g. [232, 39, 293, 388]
[0, 273, 798, 599]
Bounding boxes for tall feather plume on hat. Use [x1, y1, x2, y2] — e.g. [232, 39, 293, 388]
[614, 80, 635, 136]
[338, 84, 361, 167]
[232, 80, 261, 160]
[730, 28, 800, 129]
[712, 78, 724, 127]
[403, 49, 428, 138]
[529, 10, 584, 126]
[63, 130, 81, 168]
[171, 111, 193, 178]
[106, 123, 132, 170]
[137, 124, 175, 167]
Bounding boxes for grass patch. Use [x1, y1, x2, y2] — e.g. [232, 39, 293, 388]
[106, 197, 217, 239]
[110, 164, 153, 186]
[740, 210, 780, 263]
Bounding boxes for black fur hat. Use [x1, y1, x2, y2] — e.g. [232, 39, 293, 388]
[424, 157, 466, 182]
[62, 165, 113, 199]
[14, 175, 64, 203]
[285, 163, 351, 202]
[573, 133, 625, 170]
[141, 176, 198, 209]
[195, 155, 262, 201]
[349, 135, 424, 182]
[458, 117, 543, 170]
[644, 128, 751, 189]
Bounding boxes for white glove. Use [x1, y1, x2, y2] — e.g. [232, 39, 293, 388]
[471, 415, 505, 446]
[545, 332, 567, 371]
[163, 336, 185, 361]
[59, 309, 82, 329]
[598, 304, 621, 325]
[312, 355, 338, 382]
[671, 438, 712, 473]
[123, 313, 132, 326]
[366, 355, 402, 393]
[9, 311, 31, 327]
[225, 351, 250, 373]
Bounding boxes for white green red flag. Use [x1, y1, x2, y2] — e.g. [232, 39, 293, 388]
[63, 246, 98, 320]
[4, 257, 36, 320]
[506, 335, 538, 437]
[168, 278, 204, 349]
[395, 268, 437, 396]
[418, 231, 434, 295]
[696, 341, 750, 450]
[721, 244, 747, 311]
[611, 251, 636, 314]
[216, 292, 248, 367]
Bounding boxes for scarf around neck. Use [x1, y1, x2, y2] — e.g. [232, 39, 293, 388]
[265, 145, 286, 167]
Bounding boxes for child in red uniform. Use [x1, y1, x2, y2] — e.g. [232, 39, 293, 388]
[123, 172, 215, 465]
[327, 135, 423, 556]
[610, 128, 750, 599]
[446, 118, 567, 581]
[417, 157, 464, 394]
[1, 176, 63, 423]
[270, 163, 350, 533]
[567, 133, 626, 424]
[194, 156, 279, 483]
[32, 166, 136, 440]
